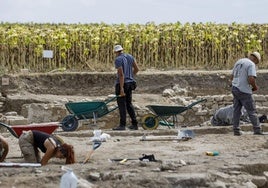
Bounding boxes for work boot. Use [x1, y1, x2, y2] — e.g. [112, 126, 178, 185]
[128, 125, 138, 130]
[112, 126, 126, 131]
[253, 127, 263, 135]
[234, 130, 242, 136]
[253, 130, 264, 135]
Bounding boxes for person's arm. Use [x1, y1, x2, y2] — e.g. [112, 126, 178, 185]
[229, 75, 234, 87]
[40, 139, 56, 165]
[117, 67, 125, 96]
[133, 61, 139, 75]
[0, 136, 9, 162]
[248, 76, 258, 91]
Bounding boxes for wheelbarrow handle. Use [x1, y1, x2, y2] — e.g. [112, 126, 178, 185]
[104, 95, 123, 104]
[0, 122, 19, 138]
[104, 95, 124, 104]
[187, 98, 207, 109]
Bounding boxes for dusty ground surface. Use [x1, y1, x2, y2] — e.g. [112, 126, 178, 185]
[0, 70, 268, 188]
[1, 126, 268, 188]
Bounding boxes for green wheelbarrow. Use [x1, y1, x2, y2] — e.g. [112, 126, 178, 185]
[141, 98, 206, 130]
[61, 96, 118, 131]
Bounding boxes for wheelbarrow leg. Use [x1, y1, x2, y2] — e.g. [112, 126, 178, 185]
[172, 115, 178, 129]
[93, 112, 97, 125]
[158, 116, 176, 128]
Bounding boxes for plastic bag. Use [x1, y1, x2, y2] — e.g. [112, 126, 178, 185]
[60, 166, 78, 188]
[90, 130, 111, 142]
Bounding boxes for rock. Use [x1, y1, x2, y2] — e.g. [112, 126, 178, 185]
[263, 171, 268, 179]
[254, 95, 266, 102]
[263, 141, 268, 149]
[251, 176, 267, 187]
[172, 86, 188, 96]
[101, 172, 117, 181]
[22, 103, 67, 123]
[88, 172, 101, 181]
[161, 161, 181, 171]
[242, 181, 257, 188]
[163, 173, 209, 187]
[178, 159, 187, 166]
[195, 110, 208, 116]
[77, 178, 94, 188]
[4, 115, 28, 125]
[209, 180, 226, 188]
[5, 111, 18, 116]
[162, 89, 175, 97]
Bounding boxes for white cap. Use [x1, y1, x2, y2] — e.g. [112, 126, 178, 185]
[114, 45, 123, 52]
[250, 51, 261, 62]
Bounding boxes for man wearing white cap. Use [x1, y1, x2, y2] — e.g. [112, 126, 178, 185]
[112, 45, 139, 130]
[231, 51, 263, 135]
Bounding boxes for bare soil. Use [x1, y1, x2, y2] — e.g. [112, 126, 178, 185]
[0, 70, 268, 188]
[2, 126, 268, 188]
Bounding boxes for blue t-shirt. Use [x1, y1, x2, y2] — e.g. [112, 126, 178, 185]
[231, 58, 257, 94]
[114, 53, 136, 84]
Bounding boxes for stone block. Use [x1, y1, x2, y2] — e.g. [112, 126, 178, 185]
[254, 95, 266, 102]
[251, 176, 267, 187]
[5, 116, 29, 125]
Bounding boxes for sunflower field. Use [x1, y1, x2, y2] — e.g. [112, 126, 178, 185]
[0, 22, 267, 73]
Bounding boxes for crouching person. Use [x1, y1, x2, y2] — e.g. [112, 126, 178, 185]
[19, 130, 75, 165]
[211, 105, 250, 126]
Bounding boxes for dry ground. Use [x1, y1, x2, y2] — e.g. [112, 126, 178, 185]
[1, 119, 268, 188]
[0, 70, 268, 188]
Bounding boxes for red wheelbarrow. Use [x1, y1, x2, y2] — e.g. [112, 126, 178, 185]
[0, 122, 60, 138]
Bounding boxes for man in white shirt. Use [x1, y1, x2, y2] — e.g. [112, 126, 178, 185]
[231, 52, 263, 136]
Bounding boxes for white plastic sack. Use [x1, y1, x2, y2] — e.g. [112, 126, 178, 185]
[60, 166, 78, 188]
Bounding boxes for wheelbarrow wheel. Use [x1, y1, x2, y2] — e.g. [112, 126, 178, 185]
[61, 115, 78, 132]
[141, 113, 159, 130]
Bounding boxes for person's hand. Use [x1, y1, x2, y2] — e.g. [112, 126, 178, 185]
[120, 90, 125, 97]
[252, 86, 258, 91]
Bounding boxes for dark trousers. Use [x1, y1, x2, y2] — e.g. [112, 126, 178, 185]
[232, 86, 261, 132]
[115, 82, 138, 127]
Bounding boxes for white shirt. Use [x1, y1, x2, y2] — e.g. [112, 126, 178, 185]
[232, 58, 257, 94]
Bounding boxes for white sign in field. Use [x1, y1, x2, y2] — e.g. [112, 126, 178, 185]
[43, 50, 53, 58]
